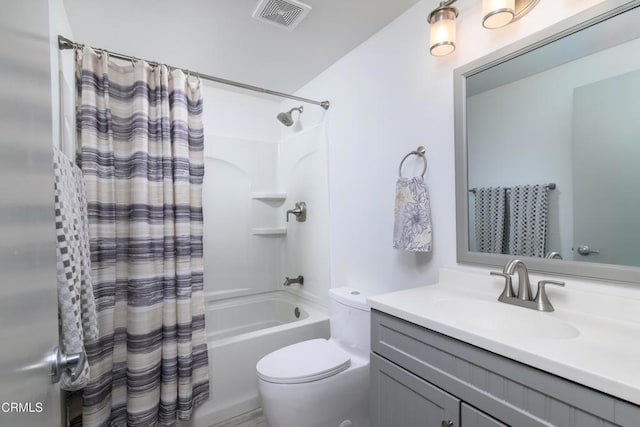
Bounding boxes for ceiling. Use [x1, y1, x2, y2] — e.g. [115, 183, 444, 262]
[62, 0, 424, 95]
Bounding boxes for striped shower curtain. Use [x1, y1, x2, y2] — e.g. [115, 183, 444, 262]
[76, 47, 209, 426]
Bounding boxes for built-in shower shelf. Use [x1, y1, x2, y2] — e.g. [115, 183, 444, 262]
[251, 227, 287, 236]
[251, 192, 287, 201]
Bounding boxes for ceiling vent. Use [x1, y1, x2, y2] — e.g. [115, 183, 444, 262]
[252, 0, 312, 31]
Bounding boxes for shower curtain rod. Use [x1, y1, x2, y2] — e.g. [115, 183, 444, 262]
[58, 35, 330, 110]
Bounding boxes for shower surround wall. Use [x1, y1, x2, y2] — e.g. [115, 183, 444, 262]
[201, 87, 282, 301]
[201, 86, 331, 305]
[279, 123, 331, 305]
[203, 140, 280, 298]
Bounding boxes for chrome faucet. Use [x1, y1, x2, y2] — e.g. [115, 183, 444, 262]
[491, 259, 565, 312]
[283, 275, 304, 287]
[504, 259, 532, 300]
[286, 202, 307, 222]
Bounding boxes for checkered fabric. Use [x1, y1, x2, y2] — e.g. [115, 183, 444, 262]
[53, 146, 98, 391]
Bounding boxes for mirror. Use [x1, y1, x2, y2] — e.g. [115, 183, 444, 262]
[455, 0, 640, 283]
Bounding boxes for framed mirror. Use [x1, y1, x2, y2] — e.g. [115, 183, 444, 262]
[454, 0, 640, 284]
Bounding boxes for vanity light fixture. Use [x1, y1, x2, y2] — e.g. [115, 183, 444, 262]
[428, 0, 540, 56]
[483, 0, 540, 29]
[428, 1, 459, 56]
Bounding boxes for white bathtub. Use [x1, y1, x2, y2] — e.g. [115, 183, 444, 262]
[183, 291, 329, 426]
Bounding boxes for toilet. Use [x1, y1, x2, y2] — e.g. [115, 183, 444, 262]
[256, 287, 372, 427]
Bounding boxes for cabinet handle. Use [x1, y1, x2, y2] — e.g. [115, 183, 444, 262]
[441, 421, 454, 427]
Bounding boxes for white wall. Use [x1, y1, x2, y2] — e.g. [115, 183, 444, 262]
[289, 0, 609, 296]
[48, 0, 75, 155]
[572, 70, 640, 267]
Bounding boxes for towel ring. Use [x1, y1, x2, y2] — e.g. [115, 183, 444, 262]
[398, 146, 427, 178]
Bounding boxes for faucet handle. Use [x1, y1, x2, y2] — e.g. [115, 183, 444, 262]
[490, 271, 509, 278]
[534, 279, 565, 312]
[491, 271, 515, 302]
[286, 201, 307, 223]
[538, 279, 565, 289]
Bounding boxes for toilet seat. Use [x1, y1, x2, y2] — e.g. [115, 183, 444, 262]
[256, 339, 351, 384]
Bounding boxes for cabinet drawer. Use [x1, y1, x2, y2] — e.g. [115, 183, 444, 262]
[371, 352, 459, 427]
[461, 403, 507, 427]
[372, 310, 638, 427]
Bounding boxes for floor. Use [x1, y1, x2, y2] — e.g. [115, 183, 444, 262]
[212, 409, 269, 427]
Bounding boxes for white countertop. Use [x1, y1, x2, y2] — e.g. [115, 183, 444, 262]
[368, 267, 640, 406]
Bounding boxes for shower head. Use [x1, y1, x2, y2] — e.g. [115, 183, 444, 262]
[277, 106, 304, 127]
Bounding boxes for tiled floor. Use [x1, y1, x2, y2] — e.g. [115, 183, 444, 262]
[212, 409, 269, 427]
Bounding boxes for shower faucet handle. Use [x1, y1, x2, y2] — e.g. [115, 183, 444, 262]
[286, 201, 307, 222]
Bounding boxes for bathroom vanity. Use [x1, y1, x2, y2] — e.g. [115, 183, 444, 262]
[367, 268, 640, 427]
[370, 312, 638, 427]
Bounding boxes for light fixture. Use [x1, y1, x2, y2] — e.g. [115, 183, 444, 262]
[483, 0, 515, 28]
[427, 0, 540, 56]
[428, 1, 459, 57]
[483, 0, 540, 29]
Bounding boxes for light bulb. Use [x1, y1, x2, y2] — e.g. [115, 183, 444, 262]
[483, 0, 515, 29]
[429, 7, 458, 57]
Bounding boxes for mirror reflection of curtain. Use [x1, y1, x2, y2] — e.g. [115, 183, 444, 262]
[474, 187, 507, 254]
[473, 185, 549, 257]
[508, 185, 549, 258]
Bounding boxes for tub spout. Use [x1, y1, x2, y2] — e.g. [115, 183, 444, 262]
[283, 275, 304, 287]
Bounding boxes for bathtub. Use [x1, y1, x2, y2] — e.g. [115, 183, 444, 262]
[183, 290, 329, 426]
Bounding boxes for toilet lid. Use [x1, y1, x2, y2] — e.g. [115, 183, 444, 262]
[256, 339, 351, 384]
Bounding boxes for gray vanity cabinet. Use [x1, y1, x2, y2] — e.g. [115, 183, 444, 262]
[370, 310, 640, 427]
[371, 352, 460, 427]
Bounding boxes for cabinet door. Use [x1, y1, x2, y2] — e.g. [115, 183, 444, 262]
[461, 403, 507, 427]
[371, 353, 460, 427]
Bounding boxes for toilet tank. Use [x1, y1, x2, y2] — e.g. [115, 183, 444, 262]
[328, 287, 371, 356]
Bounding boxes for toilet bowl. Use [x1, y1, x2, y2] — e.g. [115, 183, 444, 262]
[256, 287, 371, 427]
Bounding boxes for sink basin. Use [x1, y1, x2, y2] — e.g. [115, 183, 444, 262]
[434, 299, 580, 340]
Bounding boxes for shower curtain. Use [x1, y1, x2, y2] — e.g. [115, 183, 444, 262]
[76, 47, 209, 426]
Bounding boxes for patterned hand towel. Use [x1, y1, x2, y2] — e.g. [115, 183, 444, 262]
[508, 184, 549, 258]
[53, 146, 98, 391]
[474, 187, 507, 254]
[393, 177, 433, 252]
